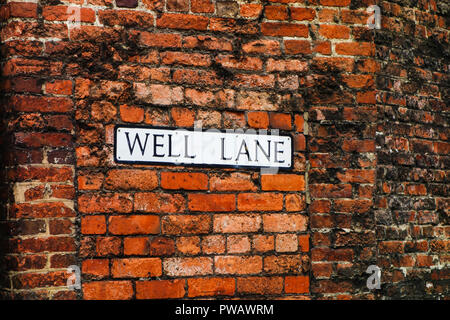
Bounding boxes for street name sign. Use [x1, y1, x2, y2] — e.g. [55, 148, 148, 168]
[114, 126, 292, 169]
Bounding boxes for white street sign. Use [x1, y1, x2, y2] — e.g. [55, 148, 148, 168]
[114, 126, 292, 169]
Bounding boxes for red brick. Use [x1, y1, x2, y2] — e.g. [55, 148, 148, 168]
[216, 55, 263, 71]
[188, 278, 235, 297]
[120, 105, 144, 123]
[319, 25, 350, 39]
[290, 134, 304, 152]
[161, 51, 211, 67]
[163, 257, 213, 276]
[416, 255, 433, 267]
[247, 111, 269, 128]
[109, 215, 160, 235]
[105, 170, 157, 190]
[12, 202, 75, 218]
[136, 279, 185, 299]
[276, 234, 298, 252]
[312, 57, 354, 72]
[139, 31, 182, 48]
[356, 91, 376, 104]
[227, 235, 251, 253]
[15, 132, 72, 148]
[12, 271, 68, 289]
[156, 13, 209, 30]
[188, 194, 235, 212]
[43, 6, 95, 22]
[215, 256, 262, 275]
[263, 214, 307, 232]
[112, 258, 162, 278]
[379, 241, 404, 254]
[176, 236, 201, 255]
[314, 41, 332, 55]
[342, 139, 375, 152]
[267, 58, 308, 72]
[162, 215, 211, 235]
[191, 0, 215, 13]
[252, 235, 274, 253]
[183, 35, 233, 51]
[294, 114, 304, 132]
[237, 277, 283, 295]
[81, 216, 106, 235]
[311, 248, 354, 262]
[265, 6, 288, 20]
[123, 237, 149, 256]
[285, 276, 309, 293]
[284, 40, 312, 54]
[335, 200, 372, 214]
[98, 9, 154, 27]
[171, 108, 195, 127]
[210, 173, 256, 191]
[45, 80, 72, 95]
[149, 237, 176, 255]
[298, 235, 310, 252]
[313, 280, 352, 294]
[309, 184, 352, 198]
[82, 259, 109, 278]
[336, 169, 376, 183]
[210, 18, 259, 34]
[240, 3, 263, 18]
[213, 214, 261, 233]
[13, 237, 75, 253]
[135, 193, 185, 213]
[3, 77, 41, 94]
[10, 166, 73, 183]
[311, 214, 333, 228]
[335, 42, 375, 56]
[83, 281, 133, 300]
[290, 8, 316, 21]
[50, 185, 75, 199]
[167, 0, 189, 12]
[406, 184, 427, 195]
[5, 2, 37, 18]
[261, 174, 305, 191]
[269, 112, 292, 130]
[320, 0, 350, 6]
[201, 235, 226, 254]
[242, 40, 280, 55]
[286, 194, 306, 211]
[264, 255, 305, 274]
[96, 237, 121, 256]
[232, 74, 275, 88]
[185, 88, 215, 106]
[261, 23, 309, 37]
[238, 193, 283, 211]
[78, 173, 103, 190]
[161, 172, 208, 190]
[78, 193, 132, 214]
[312, 262, 333, 278]
[49, 219, 73, 235]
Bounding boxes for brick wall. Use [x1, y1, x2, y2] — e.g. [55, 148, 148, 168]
[374, 0, 449, 298]
[0, 0, 448, 300]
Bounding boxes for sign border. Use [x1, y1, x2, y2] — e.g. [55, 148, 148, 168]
[113, 124, 294, 171]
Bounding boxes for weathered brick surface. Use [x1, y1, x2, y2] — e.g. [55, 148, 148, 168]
[373, 0, 449, 299]
[0, 0, 447, 300]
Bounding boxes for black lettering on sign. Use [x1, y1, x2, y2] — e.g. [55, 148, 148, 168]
[125, 132, 150, 156]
